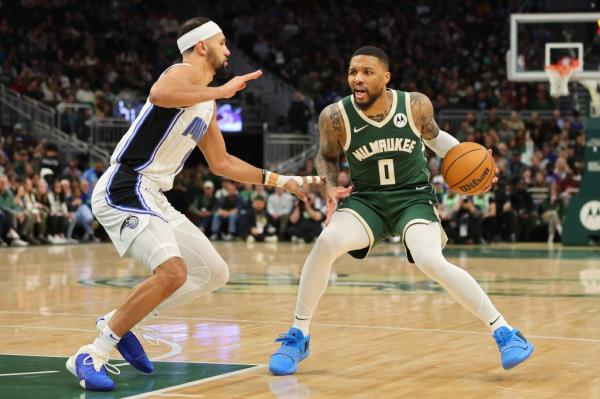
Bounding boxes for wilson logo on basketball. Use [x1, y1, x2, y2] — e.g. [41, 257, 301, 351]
[458, 167, 490, 192]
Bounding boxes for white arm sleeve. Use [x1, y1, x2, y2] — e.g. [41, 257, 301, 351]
[423, 130, 460, 158]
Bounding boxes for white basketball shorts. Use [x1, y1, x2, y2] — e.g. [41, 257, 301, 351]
[92, 164, 186, 269]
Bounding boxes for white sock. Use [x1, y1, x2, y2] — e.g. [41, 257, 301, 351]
[488, 314, 512, 333]
[92, 325, 120, 356]
[292, 315, 311, 336]
[96, 309, 116, 330]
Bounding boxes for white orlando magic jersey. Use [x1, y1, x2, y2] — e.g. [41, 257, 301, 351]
[110, 65, 214, 191]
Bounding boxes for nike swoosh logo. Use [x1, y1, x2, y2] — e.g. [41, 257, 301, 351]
[353, 125, 368, 133]
[416, 185, 430, 190]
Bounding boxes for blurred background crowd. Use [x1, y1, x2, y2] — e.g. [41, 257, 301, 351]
[0, 0, 587, 246]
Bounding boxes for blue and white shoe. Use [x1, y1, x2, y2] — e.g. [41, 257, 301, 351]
[493, 327, 534, 370]
[96, 314, 154, 374]
[66, 344, 119, 391]
[269, 327, 310, 375]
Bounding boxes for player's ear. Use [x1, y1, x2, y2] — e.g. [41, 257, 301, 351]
[195, 41, 207, 56]
[384, 71, 391, 84]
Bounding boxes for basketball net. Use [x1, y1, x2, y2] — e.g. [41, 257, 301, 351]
[544, 57, 600, 117]
[545, 57, 579, 98]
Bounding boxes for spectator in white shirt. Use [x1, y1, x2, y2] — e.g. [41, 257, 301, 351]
[267, 186, 294, 240]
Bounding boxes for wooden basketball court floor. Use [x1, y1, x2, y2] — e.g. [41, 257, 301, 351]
[1, 241, 599, 398]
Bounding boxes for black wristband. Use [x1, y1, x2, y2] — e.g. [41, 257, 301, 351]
[261, 169, 267, 185]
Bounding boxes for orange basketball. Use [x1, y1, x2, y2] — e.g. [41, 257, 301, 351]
[441, 142, 495, 195]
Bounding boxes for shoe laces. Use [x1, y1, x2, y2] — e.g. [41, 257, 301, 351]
[275, 331, 301, 346]
[83, 349, 121, 375]
[494, 328, 513, 346]
[494, 327, 514, 346]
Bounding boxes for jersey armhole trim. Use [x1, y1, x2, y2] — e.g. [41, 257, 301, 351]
[338, 100, 352, 151]
[404, 92, 422, 139]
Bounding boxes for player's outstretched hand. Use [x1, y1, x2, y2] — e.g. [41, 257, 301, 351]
[483, 149, 499, 193]
[283, 176, 326, 203]
[220, 70, 263, 98]
[325, 186, 352, 225]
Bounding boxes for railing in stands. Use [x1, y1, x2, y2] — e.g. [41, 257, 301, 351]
[86, 117, 130, 153]
[56, 102, 94, 136]
[263, 132, 315, 169]
[0, 84, 110, 163]
[227, 43, 314, 128]
[264, 118, 319, 172]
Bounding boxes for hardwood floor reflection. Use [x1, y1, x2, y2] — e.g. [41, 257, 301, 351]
[1, 242, 599, 398]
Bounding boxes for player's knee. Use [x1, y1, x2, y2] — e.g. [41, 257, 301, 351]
[156, 257, 188, 292]
[411, 249, 444, 274]
[314, 228, 336, 252]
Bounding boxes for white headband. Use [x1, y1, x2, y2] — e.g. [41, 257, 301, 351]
[177, 21, 223, 54]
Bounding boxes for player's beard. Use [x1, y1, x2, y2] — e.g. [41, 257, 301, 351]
[207, 48, 230, 79]
[354, 86, 385, 110]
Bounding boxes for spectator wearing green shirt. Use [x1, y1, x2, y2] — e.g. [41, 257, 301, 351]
[0, 175, 30, 246]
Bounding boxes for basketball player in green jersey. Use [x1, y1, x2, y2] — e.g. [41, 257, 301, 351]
[269, 46, 534, 375]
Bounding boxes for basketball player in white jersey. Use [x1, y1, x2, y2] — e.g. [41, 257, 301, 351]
[66, 17, 323, 392]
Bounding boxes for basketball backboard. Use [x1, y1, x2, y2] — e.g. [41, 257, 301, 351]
[507, 13, 600, 82]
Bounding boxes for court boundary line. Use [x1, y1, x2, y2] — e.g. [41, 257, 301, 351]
[0, 370, 60, 377]
[120, 364, 264, 399]
[0, 351, 261, 367]
[1, 313, 600, 344]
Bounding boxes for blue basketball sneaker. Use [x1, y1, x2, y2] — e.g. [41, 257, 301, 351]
[493, 327, 534, 370]
[269, 327, 310, 375]
[96, 314, 154, 374]
[66, 344, 118, 391]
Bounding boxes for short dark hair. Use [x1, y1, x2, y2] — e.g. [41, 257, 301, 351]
[352, 46, 389, 69]
[177, 17, 212, 54]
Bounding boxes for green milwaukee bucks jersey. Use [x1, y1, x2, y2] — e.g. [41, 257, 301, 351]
[338, 90, 431, 192]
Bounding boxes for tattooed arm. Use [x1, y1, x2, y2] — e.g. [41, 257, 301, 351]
[316, 103, 345, 189]
[409, 91, 458, 156]
[316, 103, 352, 224]
[409, 92, 440, 140]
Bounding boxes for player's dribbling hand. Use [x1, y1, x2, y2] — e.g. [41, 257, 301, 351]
[325, 186, 352, 225]
[483, 149, 499, 193]
[220, 70, 263, 98]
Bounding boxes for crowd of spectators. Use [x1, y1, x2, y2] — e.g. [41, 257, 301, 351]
[216, 0, 564, 113]
[0, 123, 104, 246]
[1, 1, 573, 135]
[0, 121, 329, 246]
[432, 108, 582, 244]
[0, 1, 590, 247]
[0, 1, 184, 138]
[164, 161, 324, 244]
[0, 100, 584, 247]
